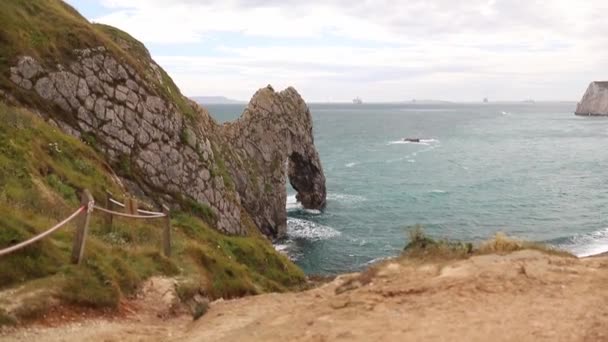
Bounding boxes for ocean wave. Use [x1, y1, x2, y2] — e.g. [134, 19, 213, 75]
[387, 138, 439, 146]
[287, 193, 366, 212]
[287, 217, 341, 240]
[363, 256, 392, 266]
[274, 243, 290, 253]
[430, 189, 447, 194]
[303, 208, 322, 215]
[554, 227, 608, 257]
[327, 193, 367, 203]
[286, 194, 300, 211]
[345, 162, 358, 168]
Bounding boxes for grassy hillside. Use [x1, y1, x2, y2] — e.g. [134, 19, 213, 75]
[0, 102, 305, 324]
[0, 0, 195, 119]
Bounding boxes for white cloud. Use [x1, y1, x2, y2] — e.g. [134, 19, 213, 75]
[78, 0, 608, 101]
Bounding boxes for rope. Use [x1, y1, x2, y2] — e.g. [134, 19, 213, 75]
[109, 197, 162, 215]
[0, 206, 86, 257]
[137, 208, 164, 216]
[93, 205, 166, 219]
[109, 198, 126, 208]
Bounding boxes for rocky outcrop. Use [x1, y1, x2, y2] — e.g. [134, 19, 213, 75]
[222, 86, 326, 237]
[9, 50, 242, 234]
[6, 47, 325, 238]
[575, 81, 608, 116]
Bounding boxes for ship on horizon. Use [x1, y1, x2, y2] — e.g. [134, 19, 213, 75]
[353, 97, 363, 105]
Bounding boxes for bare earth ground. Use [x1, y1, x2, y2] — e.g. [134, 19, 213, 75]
[2, 250, 608, 342]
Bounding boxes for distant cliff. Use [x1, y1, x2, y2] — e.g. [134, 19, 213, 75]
[575, 81, 608, 116]
[0, 0, 325, 238]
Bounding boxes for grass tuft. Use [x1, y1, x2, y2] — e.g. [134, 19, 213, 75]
[192, 301, 208, 320]
[402, 227, 574, 261]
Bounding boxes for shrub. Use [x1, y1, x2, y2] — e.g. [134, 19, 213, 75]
[402, 227, 572, 260]
[192, 301, 209, 320]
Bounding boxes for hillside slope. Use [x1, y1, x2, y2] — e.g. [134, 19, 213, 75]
[2, 250, 607, 341]
[0, 84, 303, 324]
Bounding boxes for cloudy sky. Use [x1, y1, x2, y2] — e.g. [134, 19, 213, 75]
[66, 0, 607, 102]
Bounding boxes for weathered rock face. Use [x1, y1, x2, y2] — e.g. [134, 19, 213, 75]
[575, 81, 608, 116]
[8, 50, 242, 234]
[222, 86, 326, 237]
[6, 50, 326, 238]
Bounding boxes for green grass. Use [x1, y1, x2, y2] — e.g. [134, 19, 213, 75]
[0, 1, 306, 324]
[210, 144, 235, 191]
[0, 103, 305, 324]
[402, 226, 574, 261]
[0, 0, 200, 125]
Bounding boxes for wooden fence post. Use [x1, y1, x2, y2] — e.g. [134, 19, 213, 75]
[105, 190, 113, 230]
[72, 189, 94, 265]
[125, 197, 138, 215]
[162, 205, 171, 257]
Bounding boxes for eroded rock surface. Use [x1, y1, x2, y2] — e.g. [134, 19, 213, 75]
[9, 50, 241, 234]
[7, 49, 325, 237]
[575, 81, 608, 116]
[222, 86, 326, 237]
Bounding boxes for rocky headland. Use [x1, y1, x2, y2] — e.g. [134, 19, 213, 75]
[0, 0, 319, 326]
[575, 81, 608, 116]
[2, 17, 325, 238]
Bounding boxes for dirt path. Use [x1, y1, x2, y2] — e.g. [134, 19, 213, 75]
[0, 277, 191, 342]
[3, 250, 608, 341]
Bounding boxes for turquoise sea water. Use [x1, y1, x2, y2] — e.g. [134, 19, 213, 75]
[207, 102, 608, 275]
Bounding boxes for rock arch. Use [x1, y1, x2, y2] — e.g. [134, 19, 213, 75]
[222, 86, 326, 238]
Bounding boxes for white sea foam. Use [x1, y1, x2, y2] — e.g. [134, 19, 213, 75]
[407, 159, 416, 163]
[274, 243, 290, 253]
[287, 193, 366, 212]
[287, 217, 341, 240]
[345, 162, 358, 168]
[558, 227, 608, 257]
[286, 194, 300, 211]
[501, 111, 511, 116]
[363, 256, 392, 266]
[303, 208, 322, 215]
[327, 193, 367, 203]
[430, 189, 447, 194]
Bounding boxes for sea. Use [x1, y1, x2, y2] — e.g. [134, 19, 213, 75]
[206, 101, 608, 275]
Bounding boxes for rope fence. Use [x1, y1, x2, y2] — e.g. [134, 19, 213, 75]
[0, 189, 172, 264]
[0, 206, 85, 258]
[93, 205, 166, 219]
[109, 198, 125, 208]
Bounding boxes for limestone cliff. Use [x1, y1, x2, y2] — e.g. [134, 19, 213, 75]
[221, 86, 326, 237]
[575, 81, 608, 116]
[0, 1, 325, 238]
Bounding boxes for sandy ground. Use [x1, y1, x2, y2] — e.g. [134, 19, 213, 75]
[2, 250, 608, 341]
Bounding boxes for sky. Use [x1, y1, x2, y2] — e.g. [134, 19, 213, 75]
[66, 0, 608, 102]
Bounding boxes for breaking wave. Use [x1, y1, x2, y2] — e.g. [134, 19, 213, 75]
[553, 227, 608, 257]
[287, 217, 341, 240]
[286, 194, 300, 211]
[327, 193, 367, 203]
